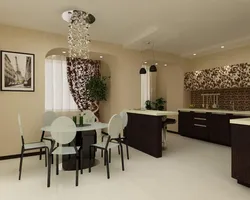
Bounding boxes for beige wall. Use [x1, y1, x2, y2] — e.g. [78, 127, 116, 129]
[0, 24, 188, 156]
[190, 45, 250, 71]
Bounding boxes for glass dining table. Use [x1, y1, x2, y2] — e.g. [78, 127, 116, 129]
[41, 122, 108, 171]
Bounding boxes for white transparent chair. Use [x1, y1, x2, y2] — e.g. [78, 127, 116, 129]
[102, 111, 130, 160]
[47, 116, 81, 187]
[89, 114, 125, 179]
[82, 110, 99, 123]
[17, 113, 49, 180]
[40, 111, 57, 162]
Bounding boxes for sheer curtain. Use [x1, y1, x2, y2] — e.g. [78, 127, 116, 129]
[140, 65, 157, 109]
[45, 55, 78, 111]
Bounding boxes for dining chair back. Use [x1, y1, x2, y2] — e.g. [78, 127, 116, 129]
[50, 116, 77, 145]
[119, 111, 128, 129]
[43, 111, 57, 126]
[118, 111, 130, 159]
[108, 114, 123, 139]
[17, 113, 25, 146]
[17, 113, 24, 137]
[82, 110, 99, 123]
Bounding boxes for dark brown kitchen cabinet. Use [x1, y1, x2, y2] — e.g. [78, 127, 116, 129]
[193, 113, 209, 141]
[207, 113, 231, 146]
[231, 124, 250, 187]
[178, 111, 193, 137]
[179, 111, 249, 146]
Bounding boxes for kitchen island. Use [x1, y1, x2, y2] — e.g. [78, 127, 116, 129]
[124, 110, 178, 158]
[230, 118, 250, 188]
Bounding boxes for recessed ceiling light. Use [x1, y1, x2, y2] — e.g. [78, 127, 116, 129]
[144, 61, 147, 64]
[155, 63, 158, 65]
[100, 55, 103, 59]
[62, 51, 66, 54]
[164, 64, 167, 67]
[193, 53, 196, 56]
[221, 46, 225, 49]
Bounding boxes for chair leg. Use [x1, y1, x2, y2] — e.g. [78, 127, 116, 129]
[120, 143, 125, 171]
[39, 131, 45, 160]
[47, 153, 52, 188]
[18, 147, 24, 180]
[105, 150, 110, 179]
[76, 154, 79, 187]
[125, 139, 130, 160]
[56, 154, 59, 175]
[109, 148, 111, 163]
[104, 150, 106, 166]
[68, 143, 71, 159]
[118, 146, 120, 155]
[101, 135, 105, 157]
[50, 140, 54, 164]
[88, 146, 92, 173]
[51, 155, 54, 165]
[80, 149, 83, 174]
[44, 148, 48, 167]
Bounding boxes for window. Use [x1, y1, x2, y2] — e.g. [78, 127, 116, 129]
[45, 55, 78, 111]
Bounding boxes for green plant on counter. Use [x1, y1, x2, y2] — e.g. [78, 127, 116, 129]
[86, 76, 110, 114]
[145, 100, 152, 110]
[145, 97, 166, 111]
[155, 97, 166, 111]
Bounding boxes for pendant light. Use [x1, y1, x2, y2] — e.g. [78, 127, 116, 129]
[139, 67, 147, 74]
[149, 42, 157, 72]
[139, 49, 147, 74]
[149, 64, 157, 72]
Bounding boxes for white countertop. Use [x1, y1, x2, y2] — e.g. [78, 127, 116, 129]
[125, 109, 178, 116]
[179, 108, 250, 116]
[230, 118, 250, 126]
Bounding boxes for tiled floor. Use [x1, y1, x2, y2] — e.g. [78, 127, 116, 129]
[0, 133, 250, 200]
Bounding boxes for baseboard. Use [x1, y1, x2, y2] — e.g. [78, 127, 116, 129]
[0, 151, 45, 161]
[167, 130, 179, 134]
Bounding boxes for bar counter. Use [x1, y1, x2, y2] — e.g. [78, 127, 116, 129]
[124, 109, 178, 158]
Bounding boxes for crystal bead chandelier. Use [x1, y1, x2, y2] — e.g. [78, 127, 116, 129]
[62, 10, 95, 59]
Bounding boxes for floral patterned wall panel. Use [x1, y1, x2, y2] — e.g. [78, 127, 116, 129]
[184, 63, 250, 91]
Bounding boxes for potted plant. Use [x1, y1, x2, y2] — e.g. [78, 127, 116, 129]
[145, 100, 152, 110]
[155, 97, 166, 111]
[145, 98, 166, 110]
[86, 76, 109, 114]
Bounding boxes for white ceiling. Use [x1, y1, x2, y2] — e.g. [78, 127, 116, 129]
[1, 0, 250, 58]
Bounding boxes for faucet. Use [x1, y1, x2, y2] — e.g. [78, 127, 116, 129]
[230, 101, 234, 110]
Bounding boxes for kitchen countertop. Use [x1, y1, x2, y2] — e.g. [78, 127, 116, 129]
[230, 118, 250, 126]
[125, 109, 178, 116]
[179, 108, 250, 116]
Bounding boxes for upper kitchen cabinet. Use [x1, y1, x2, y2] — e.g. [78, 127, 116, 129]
[184, 63, 250, 91]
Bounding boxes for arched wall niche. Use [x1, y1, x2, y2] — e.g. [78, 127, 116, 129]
[45, 47, 113, 122]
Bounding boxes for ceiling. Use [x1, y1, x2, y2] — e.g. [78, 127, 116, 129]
[1, 0, 250, 58]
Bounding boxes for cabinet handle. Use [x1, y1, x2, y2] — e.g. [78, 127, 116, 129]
[194, 117, 206, 120]
[194, 124, 206, 127]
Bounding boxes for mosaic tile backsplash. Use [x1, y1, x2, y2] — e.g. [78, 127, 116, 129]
[191, 88, 250, 111]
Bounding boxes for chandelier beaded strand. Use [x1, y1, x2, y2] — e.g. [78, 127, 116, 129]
[63, 10, 96, 59]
